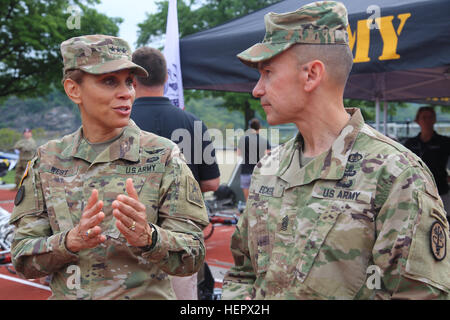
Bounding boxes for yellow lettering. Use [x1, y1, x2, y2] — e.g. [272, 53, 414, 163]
[351, 19, 371, 63]
[349, 13, 411, 63]
[378, 13, 411, 61]
[396, 13, 411, 36]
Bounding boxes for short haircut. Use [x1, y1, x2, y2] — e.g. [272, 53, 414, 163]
[61, 69, 85, 85]
[132, 47, 167, 87]
[415, 106, 436, 121]
[249, 118, 261, 130]
[291, 44, 353, 88]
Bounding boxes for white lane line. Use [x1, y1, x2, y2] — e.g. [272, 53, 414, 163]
[0, 273, 52, 291]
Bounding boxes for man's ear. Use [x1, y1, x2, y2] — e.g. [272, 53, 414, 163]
[303, 60, 325, 92]
[64, 79, 82, 105]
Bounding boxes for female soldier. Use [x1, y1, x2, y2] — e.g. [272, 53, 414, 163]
[9, 35, 209, 299]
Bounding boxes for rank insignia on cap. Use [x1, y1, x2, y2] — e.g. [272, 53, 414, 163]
[186, 176, 203, 208]
[430, 221, 447, 261]
[14, 185, 25, 206]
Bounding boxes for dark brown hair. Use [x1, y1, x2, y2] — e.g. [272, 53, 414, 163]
[415, 106, 436, 121]
[132, 47, 167, 87]
[61, 69, 85, 85]
[249, 118, 261, 131]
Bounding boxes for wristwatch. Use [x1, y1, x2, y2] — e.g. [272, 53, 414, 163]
[139, 223, 157, 252]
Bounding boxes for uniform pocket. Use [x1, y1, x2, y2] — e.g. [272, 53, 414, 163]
[295, 202, 341, 282]
[264, 209, 298, 285]
[247, 199, 272, 275]
[249, 178, 286, 275]
[136, 175, 160, 225]
[297, 182, 375, 299]
[255, 222, 272, 275]
[100, 175, 147, 239]
[41, 173, 74, 232]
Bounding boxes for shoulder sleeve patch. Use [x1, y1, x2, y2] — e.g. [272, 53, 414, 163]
[186, 175, 204, 208]
[404, 191, 450, 292]
[430, 221, 447, 261]
[14, 185, 25, 206]
[10, 159, 43, 225]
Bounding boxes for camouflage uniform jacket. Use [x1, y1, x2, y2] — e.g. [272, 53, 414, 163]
[10, 120, 209, 299]
[222, 108, 450, 300]
[14, 138, 36, 161]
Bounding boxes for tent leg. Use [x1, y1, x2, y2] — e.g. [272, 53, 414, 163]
[383, 101, 388, 135]
[375, 98, 380, 132]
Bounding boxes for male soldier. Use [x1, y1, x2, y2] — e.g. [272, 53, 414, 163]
[222, 1, 449, 299]
[13, 128, 36, 189]
[131, 47, 220, 193]
[131, 47, 221, 299]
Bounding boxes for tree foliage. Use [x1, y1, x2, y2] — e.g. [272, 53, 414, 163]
[136, 0, 280, 128]
[0, 0, 122, 101]
[0, 89, 81, 134]
[344, 99, 412, 122]
[0, 128, 21, 151]
[137, 0, 280, 46]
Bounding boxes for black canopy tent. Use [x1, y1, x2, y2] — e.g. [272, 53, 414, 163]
[180, 0, 450, 129]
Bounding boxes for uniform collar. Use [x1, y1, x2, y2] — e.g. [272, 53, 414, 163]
[62, 119, 141, 164]
[277, 108, 364, 187]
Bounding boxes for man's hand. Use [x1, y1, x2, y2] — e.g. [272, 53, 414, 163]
[66, 189, 106, 253]
[113, 178, 152, 247]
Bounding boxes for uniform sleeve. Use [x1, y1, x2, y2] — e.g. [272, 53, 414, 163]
[9, 156, 78, 279]
[141, 147, 209, 276]
[13, 140, 21, 150]
[373, 165, 450, 299]
[221, 207, 256, 300]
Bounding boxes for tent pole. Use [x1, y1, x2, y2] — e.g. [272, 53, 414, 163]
[383, 101, 388, 135]
[375, 98, 380, 132]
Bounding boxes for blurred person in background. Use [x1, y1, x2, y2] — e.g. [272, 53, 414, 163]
[237, 118, 271, 200]
[404, 106, 450, 220]
[132, 46, 220, 300]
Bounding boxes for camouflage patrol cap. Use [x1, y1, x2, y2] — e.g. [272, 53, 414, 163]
[238, 1, 349, 68]
[60, 34, 148, 77]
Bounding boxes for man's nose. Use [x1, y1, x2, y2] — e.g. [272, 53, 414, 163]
[252, 77, 264, 98]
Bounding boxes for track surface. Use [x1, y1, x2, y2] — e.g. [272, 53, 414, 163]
[0, 188, 235, 299]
